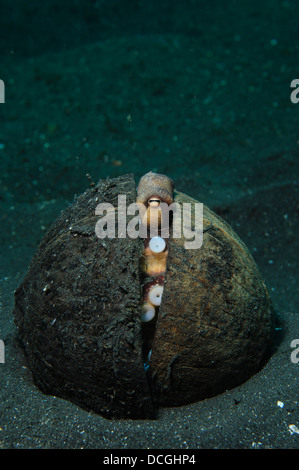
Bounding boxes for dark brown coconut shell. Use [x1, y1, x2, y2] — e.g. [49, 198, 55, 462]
[14, 174, 273, 419]
[14, 174, 156, 419]
[150, 191, 273, 406]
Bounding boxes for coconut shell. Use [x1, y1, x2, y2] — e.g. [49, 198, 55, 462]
[149, 191, 273, 406]
[14, 174, 156, 419]
[14, 174, 273, 419]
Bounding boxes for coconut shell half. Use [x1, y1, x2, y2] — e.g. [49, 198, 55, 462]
[149, 191, 273, 406]
[14, 174, 156, 419]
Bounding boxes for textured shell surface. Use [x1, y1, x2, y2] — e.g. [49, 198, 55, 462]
[14, 174, 156, 419]
[149, 190, 272, 406]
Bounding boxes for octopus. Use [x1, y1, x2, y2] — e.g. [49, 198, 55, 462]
[136, 171, 174, 370]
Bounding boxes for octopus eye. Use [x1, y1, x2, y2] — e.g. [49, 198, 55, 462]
[148, 198, 161, 207]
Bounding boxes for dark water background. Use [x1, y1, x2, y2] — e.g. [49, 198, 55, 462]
[0, 0, 298, 449]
